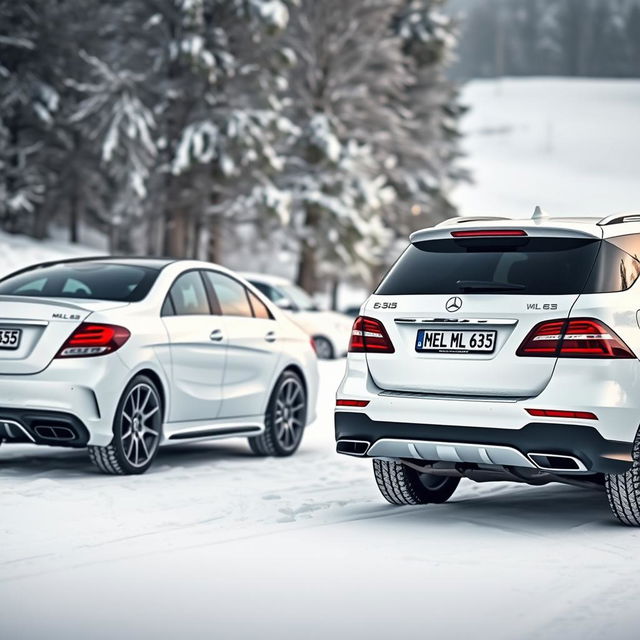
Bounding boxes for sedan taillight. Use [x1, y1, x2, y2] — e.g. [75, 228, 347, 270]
[56, 323, 131, 358]
[517, 318, 635, 359]
[349, 316, 395, 354]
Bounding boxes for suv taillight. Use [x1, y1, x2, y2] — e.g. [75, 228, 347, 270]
[517, 318, 635, 359]
[349, 316, 395, 354]
[56, 323, 131, 358]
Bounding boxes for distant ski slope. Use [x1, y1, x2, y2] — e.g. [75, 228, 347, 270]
[454, 78, 640, 218]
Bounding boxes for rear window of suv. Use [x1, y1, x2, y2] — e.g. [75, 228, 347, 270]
[0, 263, 159, 302]
[376, 236, 640, 296]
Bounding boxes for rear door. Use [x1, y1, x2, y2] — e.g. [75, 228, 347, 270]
[203, 271, 282, 419]
[366, 230, 603, 397]
[161, 271, 226, 422]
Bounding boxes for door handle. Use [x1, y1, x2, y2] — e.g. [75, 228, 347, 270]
[210, 329, 224, 342]
[265, 331, 277, 343]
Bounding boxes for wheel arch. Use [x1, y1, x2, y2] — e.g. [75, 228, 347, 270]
[130, 368, 168, 422]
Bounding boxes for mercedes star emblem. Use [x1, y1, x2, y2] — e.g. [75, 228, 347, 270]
[445, 296, 463, 312]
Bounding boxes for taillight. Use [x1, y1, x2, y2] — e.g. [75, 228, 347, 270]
[517, 318, 635, 359]
[451, 229, 528, 238]
[349, 316, 395, 354]
[56, 323, 131, 358]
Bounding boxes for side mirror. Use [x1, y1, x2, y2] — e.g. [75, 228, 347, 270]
[275, 297, 296, 311]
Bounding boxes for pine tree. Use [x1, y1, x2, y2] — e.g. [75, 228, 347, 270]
[276, 0, 413, 292]
[391, 0, 467, 235]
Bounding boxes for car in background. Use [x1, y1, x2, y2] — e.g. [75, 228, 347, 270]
[0, 257, 318, 474]
[342, 304, 364, 318]
[242, 273, 353, 359]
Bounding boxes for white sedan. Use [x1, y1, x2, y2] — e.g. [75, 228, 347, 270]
[242, 273, 354, 360]
[0, 258, 318, 474]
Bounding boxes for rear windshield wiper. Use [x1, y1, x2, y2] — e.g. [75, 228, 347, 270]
[456, 280, 526, 292]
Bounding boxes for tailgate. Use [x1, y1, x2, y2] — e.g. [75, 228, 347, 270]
[366, 228, 603, 398]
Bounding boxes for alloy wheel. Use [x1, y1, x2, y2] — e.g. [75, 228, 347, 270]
[120, 383, 161, 468]
[274, 377, 306, 453]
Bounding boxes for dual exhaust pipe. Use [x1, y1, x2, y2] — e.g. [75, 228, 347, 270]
[336, 439, 587, 472]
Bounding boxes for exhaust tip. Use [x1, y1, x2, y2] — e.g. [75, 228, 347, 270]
[336, 440, 370, 456]
[528, 453, 586, 472]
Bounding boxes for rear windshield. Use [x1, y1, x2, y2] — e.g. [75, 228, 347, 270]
[0, 263, 159, 302]
[376, 237, 640, 296]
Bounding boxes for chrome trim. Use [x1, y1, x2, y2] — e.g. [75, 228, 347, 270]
[528, 453, 587, 472]
[378, 390, 524, 403]
[167, 422, 263, 442]
[0, 419, 35, 442]
[336, 440, 370, 457]
[394, 318, 517, 326]
[367, 438, 535, 469]
[0, 319, 48, 326]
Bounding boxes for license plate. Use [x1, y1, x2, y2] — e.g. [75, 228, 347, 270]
[0, 328, 22, 350]
[416, 329, 496, 354]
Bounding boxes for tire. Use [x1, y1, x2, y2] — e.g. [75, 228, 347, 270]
[249, 371, 307, 457]
[606, 429, 640, 526]
[373, 459, 460, 506]
[313, 336, 334, 360]
[89, 375, 163, 475]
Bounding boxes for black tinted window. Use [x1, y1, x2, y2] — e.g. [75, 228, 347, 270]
[0, 263, 158, 302]
[204, 272, 253, 317]
[377, 238, 602, 296]
[169, 272, 210, 315]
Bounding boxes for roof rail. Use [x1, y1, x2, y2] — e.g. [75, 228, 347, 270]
[436, 216, 512, 228]
[598, 213, 640, 226]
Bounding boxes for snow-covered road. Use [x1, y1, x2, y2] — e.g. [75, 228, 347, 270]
[1, 360, 639, 639]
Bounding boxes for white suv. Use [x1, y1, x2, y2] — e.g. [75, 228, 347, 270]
[336, 211, 640, 526]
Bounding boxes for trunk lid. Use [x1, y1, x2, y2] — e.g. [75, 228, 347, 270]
[0, 296, 128, 375]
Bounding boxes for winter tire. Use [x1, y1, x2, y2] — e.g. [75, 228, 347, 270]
[89, 375, 163, 475]
[313, 336, 334, 360]
[606, 428, 640, 526]
[249, 371, 307, 457]
[373, 459, 460, 505]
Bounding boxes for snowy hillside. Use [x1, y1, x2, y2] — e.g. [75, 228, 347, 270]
[454, 78, 640, 217]
[0, 230, 96, 279]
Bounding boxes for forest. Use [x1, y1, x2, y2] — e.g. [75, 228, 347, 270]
[451, 0, 640, 80]
[0, 0, 464, 293]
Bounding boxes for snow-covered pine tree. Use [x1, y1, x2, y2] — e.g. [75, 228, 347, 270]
[390, 0, 466, 236]
[276, 0, 415, 293]
[118, 0, 295, 260]
[0, 1, 64, 238]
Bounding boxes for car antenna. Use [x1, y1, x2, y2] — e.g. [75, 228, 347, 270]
[532, 205, 549, 221]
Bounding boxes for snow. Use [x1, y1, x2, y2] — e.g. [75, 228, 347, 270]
[2, 78, 640, 638]
[1, 358, 640, 639]
[0, 230, 95, 278]
[453, 78, 640, 217]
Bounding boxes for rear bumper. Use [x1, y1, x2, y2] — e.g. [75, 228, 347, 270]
[335, 354, 640, 475]
[0, 354, 137, 447]
[0, 409, 89, 447]
[335, 412, 633, 475]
